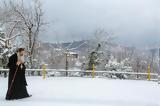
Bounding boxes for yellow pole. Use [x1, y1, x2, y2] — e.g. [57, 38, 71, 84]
[42, 64, 46, 79]
[147, 64, 151, 81]
[92, 64, 95, 78]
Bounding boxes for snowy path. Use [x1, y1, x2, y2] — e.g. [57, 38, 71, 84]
[0, 77, 160, 106]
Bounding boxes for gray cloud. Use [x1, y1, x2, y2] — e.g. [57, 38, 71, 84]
[40, 0, 160, 46]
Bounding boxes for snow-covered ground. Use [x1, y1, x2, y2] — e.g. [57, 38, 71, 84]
[0, 77, 160, 106]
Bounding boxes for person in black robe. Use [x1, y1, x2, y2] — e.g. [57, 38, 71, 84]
[6, 48, 31, 100]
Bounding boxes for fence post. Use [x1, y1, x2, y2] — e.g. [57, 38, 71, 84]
[42, 64, 46, 79]
[92, 64, 95, 78]
[4, 71, 7, 78]
[147, 64, 151, 81]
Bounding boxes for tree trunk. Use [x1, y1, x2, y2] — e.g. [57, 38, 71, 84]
[28, 28, 33, 68]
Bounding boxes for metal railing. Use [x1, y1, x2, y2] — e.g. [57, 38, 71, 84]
[0, 69, 159, 83]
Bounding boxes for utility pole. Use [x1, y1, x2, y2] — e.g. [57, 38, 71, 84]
[136, 57, 140, 79]
[65, 50, 69, 76]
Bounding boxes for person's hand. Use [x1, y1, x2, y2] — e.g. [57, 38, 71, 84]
[16, 61, 21, 66]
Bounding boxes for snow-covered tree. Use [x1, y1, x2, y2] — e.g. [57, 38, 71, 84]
[87, 28, 114, 70]
[11, 0, 46, 68]
[0, 0, 46, 68]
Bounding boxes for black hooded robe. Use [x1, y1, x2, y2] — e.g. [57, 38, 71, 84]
[6, 53, 30, 100]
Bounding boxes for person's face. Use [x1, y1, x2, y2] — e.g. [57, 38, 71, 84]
[19, 51, 25, 56]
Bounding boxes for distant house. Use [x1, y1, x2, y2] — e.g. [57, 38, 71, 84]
[69, 52, 78, 58]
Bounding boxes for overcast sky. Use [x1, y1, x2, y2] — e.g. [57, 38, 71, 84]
[40, 0, 160, 46]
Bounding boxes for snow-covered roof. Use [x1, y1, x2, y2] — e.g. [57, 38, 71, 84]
[69, 52, 78, 55]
